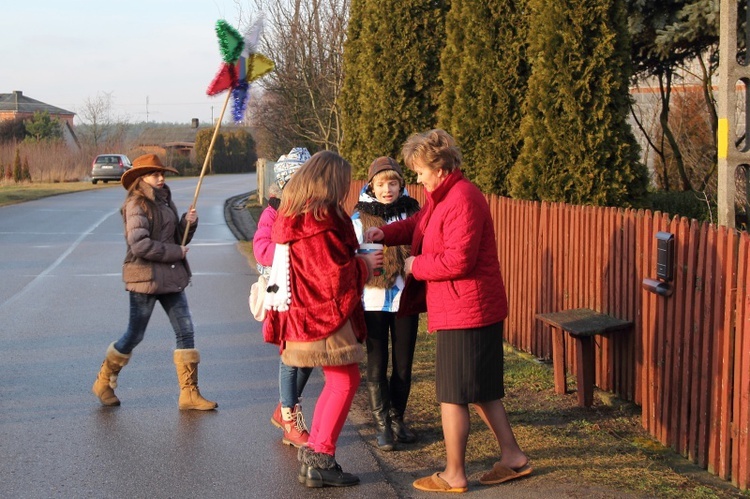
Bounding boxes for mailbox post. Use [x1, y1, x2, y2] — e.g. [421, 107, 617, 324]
[642, 231, 674, 297]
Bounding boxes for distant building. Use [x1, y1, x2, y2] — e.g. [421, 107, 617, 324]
[135, 120, 252, 161]
[136, 119, 205, 159]
[0, 90, 79, 148]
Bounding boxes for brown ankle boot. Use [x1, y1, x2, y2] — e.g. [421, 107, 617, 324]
[173, 348, 217, 411]
[92, 343, 131, 406]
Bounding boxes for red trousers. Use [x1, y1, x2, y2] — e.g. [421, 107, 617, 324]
[307, 363, 360, 456]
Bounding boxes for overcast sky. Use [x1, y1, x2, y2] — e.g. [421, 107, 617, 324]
[3, 0, 259, 125]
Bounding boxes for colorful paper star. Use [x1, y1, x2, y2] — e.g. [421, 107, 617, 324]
[206, 18, 275, 122]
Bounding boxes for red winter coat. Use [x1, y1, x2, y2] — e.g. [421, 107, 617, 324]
[380, 169, 508, 332]
[263, 208, 369, 346]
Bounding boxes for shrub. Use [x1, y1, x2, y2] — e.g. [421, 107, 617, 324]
[194, 128, 257, 174]
[168, 154, 196, 176]
[0, 118, 26, 143]
[645, 190, 715, 223]
[12, 148, 22, 183]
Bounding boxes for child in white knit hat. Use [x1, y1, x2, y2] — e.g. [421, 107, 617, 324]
[253, 147, 312, 447]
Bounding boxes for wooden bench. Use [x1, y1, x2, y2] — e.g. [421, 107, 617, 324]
[535, 308, 632, 407]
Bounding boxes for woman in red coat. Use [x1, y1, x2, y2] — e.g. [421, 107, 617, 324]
[365, 130, 531, 493]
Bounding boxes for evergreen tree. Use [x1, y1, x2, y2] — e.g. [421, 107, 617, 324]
[437, 0, 530, 195]
[509, 0, 649, 206]
[22, 157, 32, 182]
[340, 0, 449, 179]
[12, 149, 22, 183]
[24, 111, 63, 142]
[194, 129, 257, 174]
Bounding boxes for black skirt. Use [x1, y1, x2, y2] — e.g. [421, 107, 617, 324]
[435, 322, 505, 404]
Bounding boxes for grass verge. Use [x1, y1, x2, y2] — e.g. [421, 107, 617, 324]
[404, 329, 747, 498]
[0, 181, 104, 207]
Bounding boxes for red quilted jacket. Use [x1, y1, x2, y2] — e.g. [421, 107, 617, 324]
[263, 208, 369, 345]
[381, 169, 508, 332]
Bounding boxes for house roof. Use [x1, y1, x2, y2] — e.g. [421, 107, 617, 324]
[0, 90, 74, 116]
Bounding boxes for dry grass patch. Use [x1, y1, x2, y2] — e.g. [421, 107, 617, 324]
[0, 181, 102, 207]
[402, 322, 746, 498]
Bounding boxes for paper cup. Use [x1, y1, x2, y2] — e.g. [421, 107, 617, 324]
[357, 243, 384, 276]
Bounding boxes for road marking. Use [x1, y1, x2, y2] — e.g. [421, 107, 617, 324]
[0, 210, 117, 310]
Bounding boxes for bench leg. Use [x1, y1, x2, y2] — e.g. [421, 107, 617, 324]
[574, 335, 595, 407]
[551, 327, 567, 394]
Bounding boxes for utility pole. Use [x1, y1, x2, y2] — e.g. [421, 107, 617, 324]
[717, 0, 749, 228]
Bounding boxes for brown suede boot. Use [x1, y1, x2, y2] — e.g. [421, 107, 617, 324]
[92, 342, 131, 406]
[173, 348, 218, 411]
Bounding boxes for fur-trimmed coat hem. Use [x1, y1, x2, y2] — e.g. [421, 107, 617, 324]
[280, 319, 365, 367]
[281, 342, 365, 368]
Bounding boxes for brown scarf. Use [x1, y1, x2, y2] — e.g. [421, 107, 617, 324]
[358, 211, 412, 288]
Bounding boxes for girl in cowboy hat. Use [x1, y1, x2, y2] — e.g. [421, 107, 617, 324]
[92, 153, 217, 411]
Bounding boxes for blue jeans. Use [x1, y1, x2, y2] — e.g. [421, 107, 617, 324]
[279, 358, 312, 408]
[114, 291, 195, 354]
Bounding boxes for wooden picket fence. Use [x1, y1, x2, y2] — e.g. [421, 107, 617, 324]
[347, 180, 750, 490]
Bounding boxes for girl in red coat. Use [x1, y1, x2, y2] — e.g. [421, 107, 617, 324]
[264, 151, 382, 488]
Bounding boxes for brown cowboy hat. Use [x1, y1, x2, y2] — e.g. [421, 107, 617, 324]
[121, 154, 179, 190]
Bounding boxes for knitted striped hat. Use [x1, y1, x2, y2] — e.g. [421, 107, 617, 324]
[274, 147, 311, 189]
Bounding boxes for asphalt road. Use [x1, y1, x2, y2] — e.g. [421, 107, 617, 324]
[0, 173, 397, 498]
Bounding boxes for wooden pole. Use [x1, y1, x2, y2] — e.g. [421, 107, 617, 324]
[182, 90, 232, 245]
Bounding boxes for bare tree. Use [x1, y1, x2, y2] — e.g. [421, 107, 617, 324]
[244, 0, 349, 156]
[630, 51, 719, 198]
[76, 92, 128, 151]
[77, 92, 114, 148]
